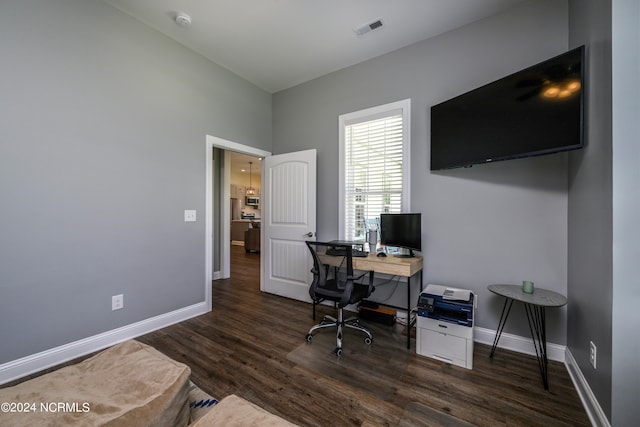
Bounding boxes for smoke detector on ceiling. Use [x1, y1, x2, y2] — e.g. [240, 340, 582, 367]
[353, 18, 384, 36]
[175, 12, 192, 28]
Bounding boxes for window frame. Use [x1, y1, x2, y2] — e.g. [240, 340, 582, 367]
[338, 99, 411, 240]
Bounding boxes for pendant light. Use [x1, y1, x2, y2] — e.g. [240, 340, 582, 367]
[246, 162, 256, 196]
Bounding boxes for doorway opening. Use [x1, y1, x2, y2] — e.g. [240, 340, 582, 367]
[205, 135, 270, 286]
[228, 152, 262, 276]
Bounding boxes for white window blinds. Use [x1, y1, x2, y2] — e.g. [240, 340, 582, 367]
[342, 103, 409, 241]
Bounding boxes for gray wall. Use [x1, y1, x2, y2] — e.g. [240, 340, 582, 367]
[273, 0, 570, 341]
[2, 0, 632, 420]
[0, 0, 271, 364]
[567, 0, 614, 419]
[611, 1, 640, 424]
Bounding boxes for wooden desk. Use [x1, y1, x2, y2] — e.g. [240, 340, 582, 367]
[359, 254, 423, 350]
[321, 253, 424, 349]
[352, 253, 423, 278]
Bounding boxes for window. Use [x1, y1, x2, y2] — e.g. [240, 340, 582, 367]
[339, 99, 411, 241]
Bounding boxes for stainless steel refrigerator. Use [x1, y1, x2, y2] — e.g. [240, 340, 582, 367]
[230, 198, 242, 220]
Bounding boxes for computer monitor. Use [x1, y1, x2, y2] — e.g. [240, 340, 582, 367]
[379, 213, 422, 257]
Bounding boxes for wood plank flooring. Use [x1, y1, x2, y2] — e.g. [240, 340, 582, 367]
[3, 245, 590, 426]
[137, 246, 590, 427]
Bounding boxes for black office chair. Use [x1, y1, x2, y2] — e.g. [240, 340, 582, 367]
[304, 241, 375, 356]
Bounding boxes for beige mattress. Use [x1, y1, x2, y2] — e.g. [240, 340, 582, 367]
[0, 340, 191, 427]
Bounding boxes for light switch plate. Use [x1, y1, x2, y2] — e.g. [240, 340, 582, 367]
[112, 294, 123, 311]
[184, 210, 196, 222]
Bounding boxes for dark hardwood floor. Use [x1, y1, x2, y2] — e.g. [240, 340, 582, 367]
[3, 245, 590, 426]
[136, 246, 590, 427]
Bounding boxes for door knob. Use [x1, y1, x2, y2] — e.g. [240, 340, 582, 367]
[304, 232, 314, 238]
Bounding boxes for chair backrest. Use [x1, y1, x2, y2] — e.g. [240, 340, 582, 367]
[305, 241, 356, 308]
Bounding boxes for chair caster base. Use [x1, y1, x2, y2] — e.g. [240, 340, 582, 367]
[334, 347, 343, 357]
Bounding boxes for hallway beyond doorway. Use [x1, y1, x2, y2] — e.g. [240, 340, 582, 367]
[224, 244, 260, 292]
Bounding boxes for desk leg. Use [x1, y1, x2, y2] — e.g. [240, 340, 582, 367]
[524, 304, 549, 390]
[406, 273, 412, 349]
[406, 270, 423, 350]
[490, 298, 514, 358]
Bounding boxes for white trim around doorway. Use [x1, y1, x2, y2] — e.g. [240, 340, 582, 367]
[205, 135, 271, 285]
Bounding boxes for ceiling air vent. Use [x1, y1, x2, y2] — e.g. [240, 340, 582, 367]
[353, 18, 384, 36]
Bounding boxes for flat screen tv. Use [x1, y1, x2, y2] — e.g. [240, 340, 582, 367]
[379, 213, 421, 257]
[430, 46, 585, 170]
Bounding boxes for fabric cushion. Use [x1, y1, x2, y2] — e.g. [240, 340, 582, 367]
[189, 394, 298, 427]
[0, 340, 191, 427]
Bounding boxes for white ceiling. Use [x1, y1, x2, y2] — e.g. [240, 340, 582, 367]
[230, 152, 262, 178]
[104, 0, 525, 93]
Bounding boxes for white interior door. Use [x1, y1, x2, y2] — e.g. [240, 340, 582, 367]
[261, 149, 317, 301]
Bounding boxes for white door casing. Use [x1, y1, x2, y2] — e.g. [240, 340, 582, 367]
[206, 135, 271, 281]
[261, 149, 317, 302]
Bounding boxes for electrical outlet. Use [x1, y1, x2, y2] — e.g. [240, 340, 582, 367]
[589, 341, 597, 369]
[112, 294, 124, 311]
[184, 210, 196, 222]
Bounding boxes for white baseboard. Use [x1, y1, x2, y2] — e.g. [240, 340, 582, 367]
[473, 326, 566, 362]
[565, 348, 610, 427]
[0, 302, 210, 386]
